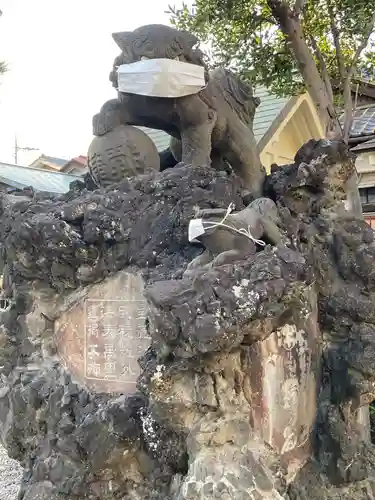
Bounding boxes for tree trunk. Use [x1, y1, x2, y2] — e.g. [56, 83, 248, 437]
[342, 79, 354, 145]
[267, 0, 363, 218]
[267, 0, 339, 136]
[341, 77, 362, 216]
[266, 0, 367, 443]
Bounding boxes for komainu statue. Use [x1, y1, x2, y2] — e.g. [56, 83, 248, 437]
[92, 24, 265, 198]
[184, 198, 283, 275]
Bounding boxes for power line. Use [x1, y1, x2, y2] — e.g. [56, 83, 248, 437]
[14, 137, 39, 165]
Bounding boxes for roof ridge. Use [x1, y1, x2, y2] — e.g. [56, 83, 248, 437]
[0, 162, 82, 177]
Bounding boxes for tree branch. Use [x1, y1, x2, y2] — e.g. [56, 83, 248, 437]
[347, 10, 375, 80]
[342, 79, 353, 144]
[253, 14, 278, 26]
[267, 0, 340, 135]
[328, 2, 346, 80]
[294, 0, 306, 16]
[309, 35, 334, 103]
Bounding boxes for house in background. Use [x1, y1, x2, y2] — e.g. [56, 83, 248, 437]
[29, 155, 68, 172]
[60, 156, 88, 175]
[351, 135, 375, 228]
[0, 162, 81, 194]
[333, 78, 375, 109]
[140, 85, 325, 173]
[29, 154, 88, 175]
[0, 153, 87, 196]
[334, 78, 375, 227]
[254, 87, 324, 170]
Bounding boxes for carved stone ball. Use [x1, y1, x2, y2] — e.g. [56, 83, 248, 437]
[88, 125, 160, 187]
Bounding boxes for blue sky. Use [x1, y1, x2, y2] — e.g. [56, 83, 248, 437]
[0, 0, 178, 165]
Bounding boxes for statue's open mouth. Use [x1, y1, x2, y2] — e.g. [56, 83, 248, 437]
[117, 58, 206, 98]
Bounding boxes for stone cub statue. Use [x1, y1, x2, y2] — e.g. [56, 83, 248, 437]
[184, 198, 282, 276]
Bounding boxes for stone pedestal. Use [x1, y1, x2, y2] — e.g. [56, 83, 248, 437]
[0, 144, 374, 500]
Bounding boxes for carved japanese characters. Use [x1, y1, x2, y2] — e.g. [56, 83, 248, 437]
[54, 271, 150, 394]
[88, 125, 160, 187]
[92, 24, 265, 197]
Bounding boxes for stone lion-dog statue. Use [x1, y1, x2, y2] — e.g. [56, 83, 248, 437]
[92, 24, 266, 198]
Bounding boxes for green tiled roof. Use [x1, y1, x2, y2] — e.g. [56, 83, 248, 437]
[252, 86, 289, 144]
[138, 86, 289, 152]
[137, 127, 171, 152]
[0, 163, 82, 194]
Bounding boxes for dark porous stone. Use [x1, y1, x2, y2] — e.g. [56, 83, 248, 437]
[0, 140, 375, 500]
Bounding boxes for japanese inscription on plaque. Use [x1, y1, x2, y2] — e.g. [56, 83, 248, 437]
[85, 298, 149, 383]
[54, 271, 151, 393]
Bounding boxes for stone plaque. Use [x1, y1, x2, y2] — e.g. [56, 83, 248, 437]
[54, 271, 150, 393]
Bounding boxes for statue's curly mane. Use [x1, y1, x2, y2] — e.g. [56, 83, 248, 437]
[210, 68, 260, 124]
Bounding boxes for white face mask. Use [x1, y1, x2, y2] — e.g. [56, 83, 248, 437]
[117, 58, 205, 98]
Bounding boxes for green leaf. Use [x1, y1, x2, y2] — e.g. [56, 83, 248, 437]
[169, 0, 375, 100]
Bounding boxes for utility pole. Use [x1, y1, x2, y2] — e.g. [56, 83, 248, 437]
[14, 136, 39, 165]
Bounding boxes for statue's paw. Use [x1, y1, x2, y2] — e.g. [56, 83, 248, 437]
[184, 253, 214, 277]
[174, 161, 209, 170]
[211, 250, 243, 267]
[92, 113, 111, 137]
[92, 113, 118, 137]
[174, 161, 189, 169]
[182, 269, 197, 278]
[183, 264, 212, 278]
[175, 161, 212, 170]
